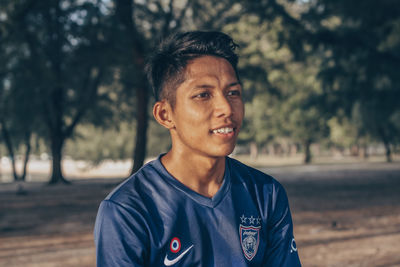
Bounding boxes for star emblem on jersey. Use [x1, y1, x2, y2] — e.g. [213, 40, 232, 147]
[164, 237, 193, 266]
[249, 216, 256, 224]
[240, 214, 247, 223]
[239, 214, 261, 261]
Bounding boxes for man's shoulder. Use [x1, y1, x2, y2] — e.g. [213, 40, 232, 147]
[104, 157, 164, 205]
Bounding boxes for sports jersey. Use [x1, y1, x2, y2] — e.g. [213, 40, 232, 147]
[94, 155, 301, 266]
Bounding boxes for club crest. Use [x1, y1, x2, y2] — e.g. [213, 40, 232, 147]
[239, 215, 261, 261]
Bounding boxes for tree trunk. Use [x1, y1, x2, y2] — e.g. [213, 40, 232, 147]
[115, 0, 150, 175]
[350, 144, 359, 156]
[49, 134, 69, 184]
[1, 120, 18, 181]
[1, 118, 33, 182]
[131, 83, 149, 174]
[21, 132, 32, 181]
[361, 143, 369, 159]
[378, 127, 392, 162]
[250, 142, 258, 160]
[303, 139, 312, 164]
[383, 142, 392, 163]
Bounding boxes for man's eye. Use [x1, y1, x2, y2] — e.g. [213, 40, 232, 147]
[194, 92, 210, 98]
[228, 90, 241, 97]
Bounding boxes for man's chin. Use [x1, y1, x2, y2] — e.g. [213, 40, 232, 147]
[210, 146, 236, 158]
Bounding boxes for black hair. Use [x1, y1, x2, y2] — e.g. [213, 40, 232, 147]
[146, 31, 239, 106]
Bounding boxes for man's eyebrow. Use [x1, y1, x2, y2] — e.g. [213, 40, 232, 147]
[192, 84, 214, 90]
[224, 81, 242, 89]
[228, 81, 241, 87]
[191, 81, 241, 90]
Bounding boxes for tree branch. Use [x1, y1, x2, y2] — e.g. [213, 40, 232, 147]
[65, 67, 104, 138]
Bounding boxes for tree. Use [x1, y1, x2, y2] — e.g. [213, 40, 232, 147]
[0, 83, 34, 182]
[245, 0, 400, 162]
[113, 0, 153, 174]
[300, 0, 400, 161]
[2, 0, 115, 183]
[0, 1, 40, 182]
[226, 11, 328, 163]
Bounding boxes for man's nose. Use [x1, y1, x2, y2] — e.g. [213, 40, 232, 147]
[214, 93, 233, 118]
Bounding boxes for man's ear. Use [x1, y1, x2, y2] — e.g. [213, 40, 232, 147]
[153, 100, 175, 129]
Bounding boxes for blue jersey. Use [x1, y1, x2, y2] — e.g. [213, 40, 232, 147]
[94, 155, 301, 266]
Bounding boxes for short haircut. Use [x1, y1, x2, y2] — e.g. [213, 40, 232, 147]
[146, 31, 240, 106]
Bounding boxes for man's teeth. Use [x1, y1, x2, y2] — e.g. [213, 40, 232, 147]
[213, 127, 234, 134]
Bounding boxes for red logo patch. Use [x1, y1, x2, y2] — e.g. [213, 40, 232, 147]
[170, 237, 181, 253]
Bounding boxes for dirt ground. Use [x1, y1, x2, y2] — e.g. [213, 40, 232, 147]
[1, 161, 400, 267]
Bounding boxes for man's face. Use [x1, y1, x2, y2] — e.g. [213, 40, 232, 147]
[168, 55, 244, 158]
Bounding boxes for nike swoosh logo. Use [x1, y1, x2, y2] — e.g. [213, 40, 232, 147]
[164, 245, 194, 266]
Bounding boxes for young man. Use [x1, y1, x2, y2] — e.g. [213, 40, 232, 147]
[94, 31, 301, 266]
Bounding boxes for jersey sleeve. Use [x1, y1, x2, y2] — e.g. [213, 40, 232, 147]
[94, 200, 149, 267]
[263, 182, 301, 266]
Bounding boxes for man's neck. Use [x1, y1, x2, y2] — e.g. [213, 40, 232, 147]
[161, 150, 226, 198]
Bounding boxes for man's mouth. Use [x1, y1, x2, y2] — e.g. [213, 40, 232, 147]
[212, 127, 235, 134]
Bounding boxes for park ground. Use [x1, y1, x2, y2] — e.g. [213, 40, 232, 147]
[0, 156, 400, 267]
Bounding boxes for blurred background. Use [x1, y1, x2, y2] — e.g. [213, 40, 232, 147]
[1, 0, 399, 266]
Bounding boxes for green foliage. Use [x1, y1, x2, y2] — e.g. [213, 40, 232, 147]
[225, 12, 328, 162]
[327, 115, 357, 149]
[65, 123, 134, 166]
[301, 0, 400, 159]
[1, 0, 399, 173]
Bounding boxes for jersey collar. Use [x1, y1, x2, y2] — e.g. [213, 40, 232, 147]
[153, 154, 231, 208]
